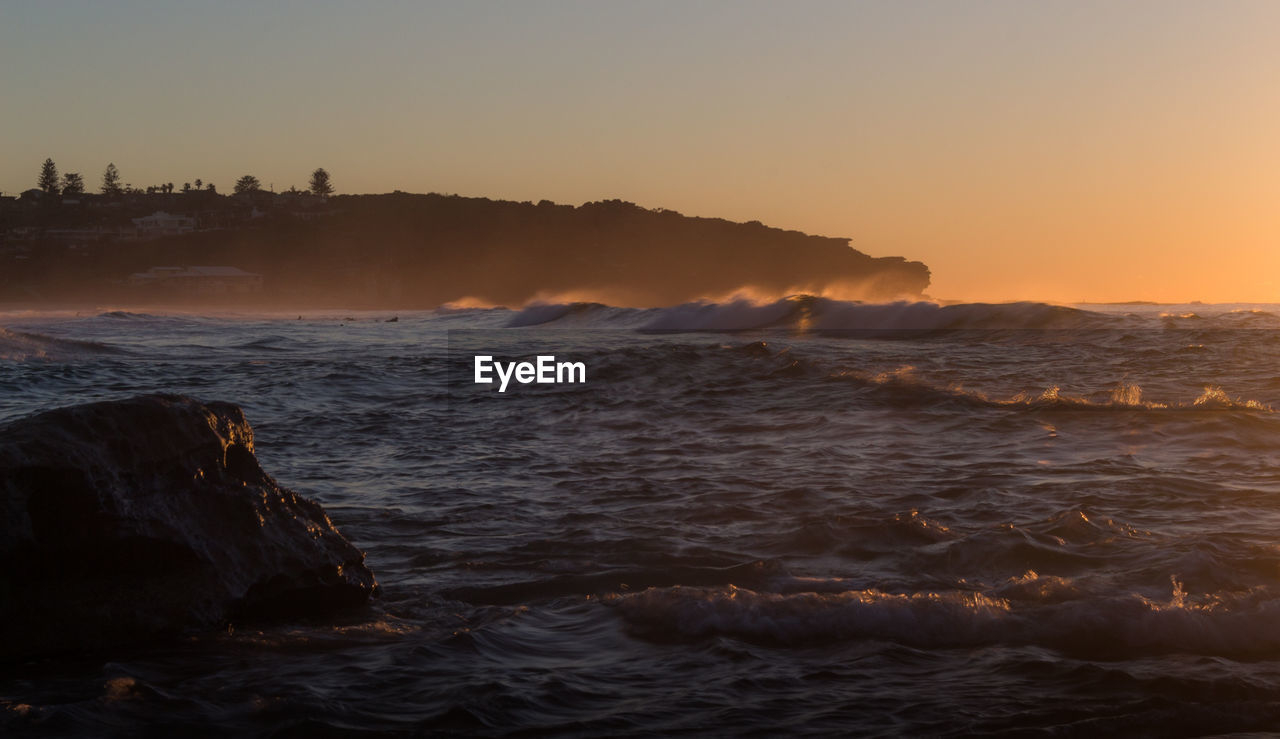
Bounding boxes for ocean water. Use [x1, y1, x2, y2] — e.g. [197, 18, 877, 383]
[4, 296, 1280, 736]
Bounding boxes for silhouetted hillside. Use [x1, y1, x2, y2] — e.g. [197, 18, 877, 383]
[0, 193, 930, 307]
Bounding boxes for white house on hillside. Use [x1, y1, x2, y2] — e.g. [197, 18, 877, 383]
[132, 211, 196, 238]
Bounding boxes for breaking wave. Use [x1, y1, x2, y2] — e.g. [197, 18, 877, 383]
[97, 310, 161, 320]
[507, 296, 1117, 331]
[503, 296, 1280, 332]
[0, 328, 121, 361]
[827, 367, 1273, 413]
[612, 576, 1280, 657]
[674, 340, 1275, 413]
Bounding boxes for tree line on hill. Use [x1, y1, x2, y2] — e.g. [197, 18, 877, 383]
[29, 159, 333, 199]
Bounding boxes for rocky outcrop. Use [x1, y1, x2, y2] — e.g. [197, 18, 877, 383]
[0, 395, 378, 659]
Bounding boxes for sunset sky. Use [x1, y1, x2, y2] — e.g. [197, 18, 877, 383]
[3, 1, 1279, 303]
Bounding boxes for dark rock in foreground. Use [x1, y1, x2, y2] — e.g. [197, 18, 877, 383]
[0, 394, 378, 659]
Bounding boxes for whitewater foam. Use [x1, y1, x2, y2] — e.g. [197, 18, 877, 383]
[613, 577, 1280, 656]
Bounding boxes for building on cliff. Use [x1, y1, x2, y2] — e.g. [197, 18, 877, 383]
[132, 211, 197, 238]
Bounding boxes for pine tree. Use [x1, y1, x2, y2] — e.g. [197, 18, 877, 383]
[101, 163, 123, 196]
[308, 167, 334, 197]
[37, 158, 60, 195]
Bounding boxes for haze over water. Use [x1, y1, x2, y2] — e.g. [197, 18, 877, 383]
[4, 299, 1280, 734]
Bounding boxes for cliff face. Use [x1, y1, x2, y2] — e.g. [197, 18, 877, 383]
[0, 395, 377, 659]
[1, 194, 930, 308]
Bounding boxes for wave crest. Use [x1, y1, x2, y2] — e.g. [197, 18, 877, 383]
[826, 364, 1271, 413]
[612, 576, 1280, 656]
[0, 328, 120, 361]
[506, 296, 1116, 331]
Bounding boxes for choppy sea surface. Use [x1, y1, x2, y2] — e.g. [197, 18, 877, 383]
[4, 297, 1280, 736]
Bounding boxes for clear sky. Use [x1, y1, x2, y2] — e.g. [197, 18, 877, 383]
[3, 1, 1279, 302]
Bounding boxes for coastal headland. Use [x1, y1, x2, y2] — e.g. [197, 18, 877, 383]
[0, 190, 930, 308]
